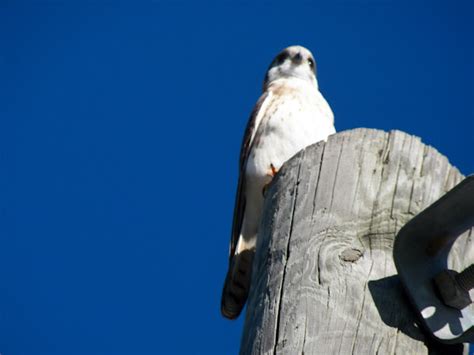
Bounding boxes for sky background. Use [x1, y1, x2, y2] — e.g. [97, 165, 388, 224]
[1, 0, 473, 353]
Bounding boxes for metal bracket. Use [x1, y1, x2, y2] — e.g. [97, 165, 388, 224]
[394, 175, 474, 343]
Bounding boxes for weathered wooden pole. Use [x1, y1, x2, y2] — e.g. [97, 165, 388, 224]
[241, 128, 472, 354]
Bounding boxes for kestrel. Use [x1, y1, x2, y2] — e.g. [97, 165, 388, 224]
[221, 45, 336, 319]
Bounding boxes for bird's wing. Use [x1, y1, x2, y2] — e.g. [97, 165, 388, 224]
[317, 90, 335, 126]
[228, 91, 270, 261]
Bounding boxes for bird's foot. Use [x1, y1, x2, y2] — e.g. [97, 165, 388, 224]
[269, 163, 278, 177]
[262, 164, 278, 196]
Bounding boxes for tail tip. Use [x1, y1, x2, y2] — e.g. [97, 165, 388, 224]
[221, 299, 243, 320]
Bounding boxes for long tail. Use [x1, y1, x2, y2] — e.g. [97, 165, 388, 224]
[220, 249, 255, 319]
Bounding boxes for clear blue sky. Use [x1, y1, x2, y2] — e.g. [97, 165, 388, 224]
[2, 0, 473, 353]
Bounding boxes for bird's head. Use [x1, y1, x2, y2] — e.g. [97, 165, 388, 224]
[263, 45, 318, 89]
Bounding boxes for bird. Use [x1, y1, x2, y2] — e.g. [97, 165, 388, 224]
[221, 45, 336, 319]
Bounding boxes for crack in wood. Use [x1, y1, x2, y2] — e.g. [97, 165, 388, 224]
[310, 142, 326, 221]
[273, 152, 304, 355]
[389, 134, 404, 220]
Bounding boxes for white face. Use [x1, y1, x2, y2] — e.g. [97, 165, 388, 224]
[264, 46, 317, 88]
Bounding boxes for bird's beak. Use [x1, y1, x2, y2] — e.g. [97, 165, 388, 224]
[292, 53, 303, 65]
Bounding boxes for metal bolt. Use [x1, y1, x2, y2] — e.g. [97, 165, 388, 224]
[434, 265, 474, 310]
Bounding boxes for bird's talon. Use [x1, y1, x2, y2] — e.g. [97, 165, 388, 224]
[266, 163, 279, 178]
[271, 163, 278, 176]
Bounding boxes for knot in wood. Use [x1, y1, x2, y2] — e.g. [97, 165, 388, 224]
[339, 248, 363, 262]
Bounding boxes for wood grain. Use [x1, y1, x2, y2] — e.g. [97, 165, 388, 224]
[241, 129, 471, 355]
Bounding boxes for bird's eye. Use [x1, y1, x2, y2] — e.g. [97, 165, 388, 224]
[308, 58, 315, 69]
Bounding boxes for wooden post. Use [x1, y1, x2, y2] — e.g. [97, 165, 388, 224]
[241, 129, 472, 354]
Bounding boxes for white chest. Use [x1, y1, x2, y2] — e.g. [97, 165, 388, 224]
[245, 81, 335, 181]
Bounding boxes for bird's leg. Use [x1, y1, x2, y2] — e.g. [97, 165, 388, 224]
[262, 163, 279, 196]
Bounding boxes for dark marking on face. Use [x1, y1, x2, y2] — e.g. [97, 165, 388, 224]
[292, 52, 303, 64]
[269, 51, 289, 70]
[276, 53, 287, 64]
